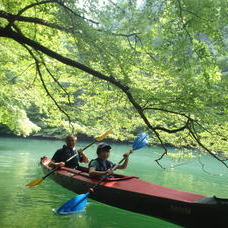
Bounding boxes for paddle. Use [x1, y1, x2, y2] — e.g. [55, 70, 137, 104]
[26, 129, 112, 187]
[54, 132, 149, 215]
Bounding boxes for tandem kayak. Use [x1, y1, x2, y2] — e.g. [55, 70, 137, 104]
[41, 157, 227, 227]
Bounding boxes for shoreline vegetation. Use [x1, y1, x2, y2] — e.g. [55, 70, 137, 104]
[0, 130, 131, 144]
[0, 124, 225, 159]
[0, 129, 226, 162]
[0, 129, 194, 150]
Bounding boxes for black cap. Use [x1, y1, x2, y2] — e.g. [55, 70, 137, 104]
[97, 143, 112, 154]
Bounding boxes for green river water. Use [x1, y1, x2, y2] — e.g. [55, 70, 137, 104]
[0, 137, 227, 228]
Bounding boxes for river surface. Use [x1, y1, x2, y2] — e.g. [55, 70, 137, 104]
[0, 137, 227, 228]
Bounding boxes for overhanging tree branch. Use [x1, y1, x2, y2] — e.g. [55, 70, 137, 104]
[19, 40, 75, 133]
[0, 26, 128, 90]
[0, 10, 142, 41]
[38, 54, 73, 106]
[17, 0, 57, 16]
[188, 120, 228, 168]
[0, 10, 74, 32]
[0, 25, 170, 167]
[17, 0, 99, 25]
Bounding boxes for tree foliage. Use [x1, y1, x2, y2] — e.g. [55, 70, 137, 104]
[0, 0, 227, 168]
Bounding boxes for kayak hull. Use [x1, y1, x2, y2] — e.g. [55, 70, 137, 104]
[41, 157, 227, 227]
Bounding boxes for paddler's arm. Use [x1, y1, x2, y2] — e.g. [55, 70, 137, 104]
[48, 160, 65, 168]
[49, 149, 65, 168]
[89, 167, 113, 177]
[77, 149, 89, 163]
[116, 152, 129, 170]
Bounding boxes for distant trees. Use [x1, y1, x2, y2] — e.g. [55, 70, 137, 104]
[0, 0, 227, 168]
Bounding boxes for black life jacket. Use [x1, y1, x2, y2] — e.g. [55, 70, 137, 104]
[52, 145, 80, 169]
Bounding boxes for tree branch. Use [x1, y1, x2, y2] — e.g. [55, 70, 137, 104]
[188, 121, 228, 168]
[0, 10, 73, 33]
[143, 107, 191, 119]
[0, 25, 170, 166]
[17, 0, 57, 16]
[38, 54, 73, 106]
[0, 26, 129, 90]
[17, 0, 99, 25]
[0, 24, 227, 169]
[19, 41, 75, 133]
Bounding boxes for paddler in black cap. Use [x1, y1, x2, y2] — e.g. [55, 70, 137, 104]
[88, 143, 129, 177]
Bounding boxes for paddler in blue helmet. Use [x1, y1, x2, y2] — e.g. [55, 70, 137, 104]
[89, 143, 129, 177]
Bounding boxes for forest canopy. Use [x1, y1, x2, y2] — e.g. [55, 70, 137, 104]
[0, 0, 228, 168]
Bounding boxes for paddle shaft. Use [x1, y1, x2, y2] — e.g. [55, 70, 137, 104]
[42, 141, 97, 180]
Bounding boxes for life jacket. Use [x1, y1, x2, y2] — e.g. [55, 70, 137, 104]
[52, 145, 79, 169]
[89, 158, 113, 171]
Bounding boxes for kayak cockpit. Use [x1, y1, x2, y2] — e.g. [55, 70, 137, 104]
[62, 166, 138, 181]
[42, 157, 137, 181]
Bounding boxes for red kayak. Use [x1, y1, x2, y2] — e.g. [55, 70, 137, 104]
[41, 157, 227, 227]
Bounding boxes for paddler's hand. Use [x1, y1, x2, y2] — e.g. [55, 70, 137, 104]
[77, 149, 84, 156]
[57, 162, 65, 167]
[77, 148, 83, 154]
[106, 169, 113, 175]
[77, 148, 89, 163]
[123, 152, 129, 158]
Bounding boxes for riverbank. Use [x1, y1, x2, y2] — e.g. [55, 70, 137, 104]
[1, 129, 226, 159]
[0, 132, 132, 145]
[0, 129, 199, 151]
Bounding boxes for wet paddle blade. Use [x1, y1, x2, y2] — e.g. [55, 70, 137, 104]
[26, 178, 43, 187]
[95, 129, 112, 141]
[55, 193, 90, 215]
[132, 132, 149, 150]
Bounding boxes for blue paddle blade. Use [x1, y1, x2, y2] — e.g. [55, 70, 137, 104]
[132, 132, 149, 150]
[55, 192, 90, 215]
